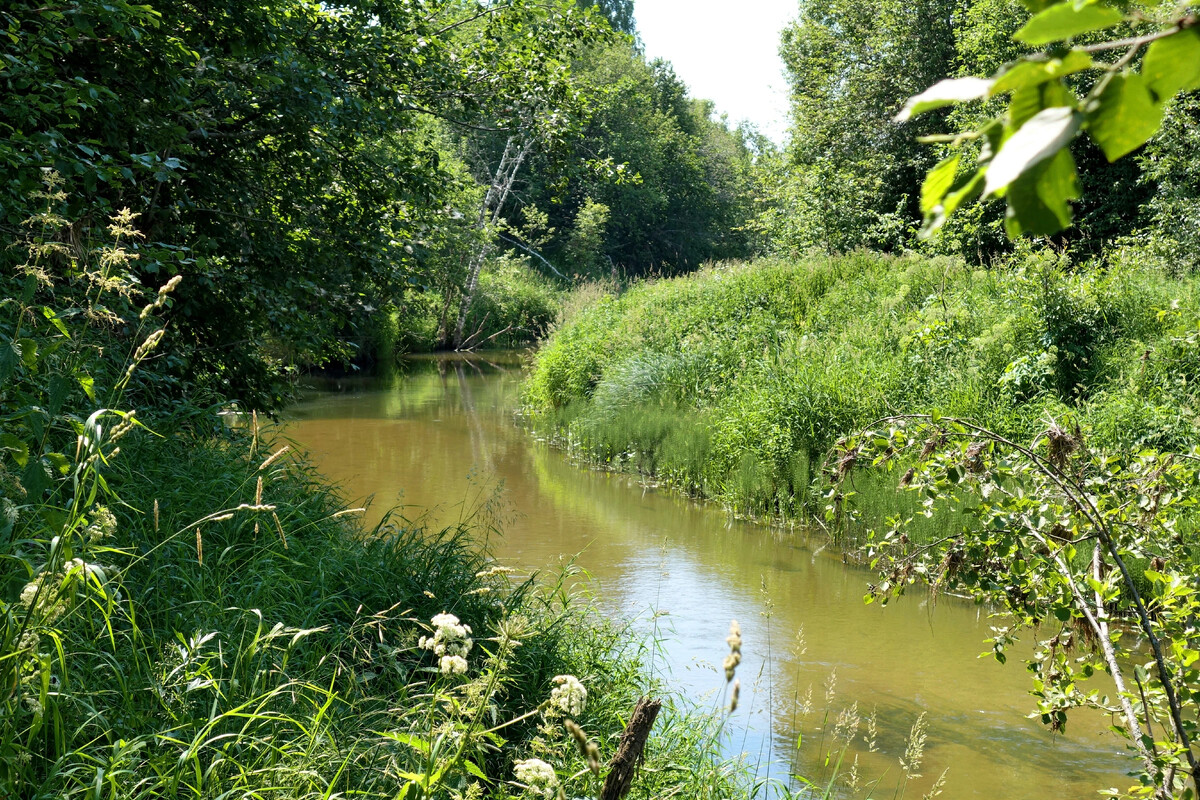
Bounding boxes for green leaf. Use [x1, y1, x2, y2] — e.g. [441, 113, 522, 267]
[922, 168, 986, 236]
[986, 106, 1081, 196]
[0, 434, 30, 468]
[1142, 29, 1200, 103]
[990, 51, 1094, 96]
[1015, 1, 1125, 46]
[462, 760, 489, 781]
[41, 306, 71, 339]
[1009, 81, 1075, 129]
[16, 338, 39, 369]
[79, 374, 96, 401]
[1087, 72, 1163, 161]
[43, 452, 71, 476]
[921, 153, 961, 216]
[1004, 148, 1080, 236]
[895, 78, 994, 122]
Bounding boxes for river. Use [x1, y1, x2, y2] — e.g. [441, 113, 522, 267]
[281, 351, 1131, 798]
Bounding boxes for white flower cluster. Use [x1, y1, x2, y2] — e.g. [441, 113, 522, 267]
[549, 674, 587, 716]
[419, 612, 473, 675]
[19, 558, 120, 623]
[83, 506, 117, 542]
[513, 758, 558, 798]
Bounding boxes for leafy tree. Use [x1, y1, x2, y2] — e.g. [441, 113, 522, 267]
[512, 43, 756, 278]
[1, 0, 609, 407]
[838, 414, 1200, 798]
[580, 0, 637, 37]
[901, 0, 1200, 242]
[775, 0, 960, 252]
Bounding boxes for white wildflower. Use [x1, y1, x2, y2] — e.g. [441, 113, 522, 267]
[549, 674, 587, 716]
[421, 612, 473, 664]
[513, 758, 557, 798]
[439, 655, 468, 675]
[84, 506, 117, 542]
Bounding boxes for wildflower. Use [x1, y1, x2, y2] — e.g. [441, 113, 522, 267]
[439, 655, 468, 675]
[420, 612, 473, 668]
[84, 506, 117, 542]
[513, 758, 558, 798]
[549, 674, 587, 716]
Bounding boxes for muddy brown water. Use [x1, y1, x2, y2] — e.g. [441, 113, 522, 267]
[281, 351, 1131, 798]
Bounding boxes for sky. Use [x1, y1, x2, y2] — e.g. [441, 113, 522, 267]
[633, 0, 798, 145]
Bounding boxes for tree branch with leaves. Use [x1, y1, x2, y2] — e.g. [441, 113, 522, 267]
[900, 0, 1200, 239]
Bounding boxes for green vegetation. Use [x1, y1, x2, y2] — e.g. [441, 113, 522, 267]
[0, 186, 753, 799]
[6, 0, 1200, 796]
[0, 2, 764, 796]
[525, 250, 1200, 517]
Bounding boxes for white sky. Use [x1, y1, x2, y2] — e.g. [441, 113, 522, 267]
[634, 0, 798, 145]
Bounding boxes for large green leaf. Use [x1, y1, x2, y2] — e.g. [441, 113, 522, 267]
[1087, 72, 1163, 161]
[895, 77, 993, 122]
[921, 169, 985, 237]
[1014, 1, 1124, 45]
[985, 106, 1081, 196]
[1142, 29, 1200, 103]
[1008, 80, 1075, 128]
[1004, 148, 1079, 236]
[920, 152, 962, 216]
[990, 51, 1093, 96]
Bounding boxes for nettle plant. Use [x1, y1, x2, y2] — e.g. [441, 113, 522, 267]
[828, 412, 1200, 799]
[899, 0, 1199, 238]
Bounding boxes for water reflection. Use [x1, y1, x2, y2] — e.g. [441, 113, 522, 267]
[283, 353, 1131, 799]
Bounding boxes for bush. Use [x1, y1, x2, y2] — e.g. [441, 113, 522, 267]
[524, 250, 1200, 521]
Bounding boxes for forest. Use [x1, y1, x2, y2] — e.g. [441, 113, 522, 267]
[2, 0, 1199, 798]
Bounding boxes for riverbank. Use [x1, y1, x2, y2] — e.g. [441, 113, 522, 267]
[522, 250, 1200, 523]
[282, 354, 1134, 799]
[3, 413, 754, 799]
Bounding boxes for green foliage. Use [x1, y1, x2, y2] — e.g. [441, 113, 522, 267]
[460, 255, 563, 349]
[1, 0, 610, 407]
[904, 0, 1200, 241]
[772, 0, 960, 253]
[514, 43, 757, 277]
[840, 416, 1200, 797]
[524, 251, 1200, 520]
[0, 190, 748, 799]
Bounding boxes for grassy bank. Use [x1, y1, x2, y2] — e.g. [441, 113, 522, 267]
[3, 419, 754, 799]
[523, 250, 1200, 521]
[0, 197, 748, 800]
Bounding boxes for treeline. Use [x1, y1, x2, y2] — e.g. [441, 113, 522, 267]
[755, 0, 1200, 264]
[1, 0, 762, 411]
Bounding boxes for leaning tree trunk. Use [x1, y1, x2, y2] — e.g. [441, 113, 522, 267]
[452, 135, 531, 350]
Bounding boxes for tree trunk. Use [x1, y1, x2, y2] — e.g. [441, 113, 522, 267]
[452, 135, 531, 349]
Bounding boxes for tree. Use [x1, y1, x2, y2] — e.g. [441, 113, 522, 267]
[776, 0, 960, 252]
[1, 0, 610, 407]
[901, 0, 1200, 241]
[511, 43, 756, 278]
[837, 415, 1200, 798]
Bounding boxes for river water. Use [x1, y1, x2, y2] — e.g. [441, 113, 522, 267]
[282, 352, 1131, 798]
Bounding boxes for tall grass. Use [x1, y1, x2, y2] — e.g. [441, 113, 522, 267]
[0, 182, 753, 800]
[523, 249, 1200, 528]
